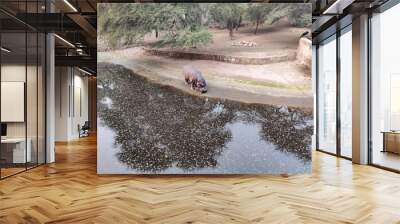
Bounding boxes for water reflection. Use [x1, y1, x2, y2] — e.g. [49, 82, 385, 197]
[98, 63, 313, 174]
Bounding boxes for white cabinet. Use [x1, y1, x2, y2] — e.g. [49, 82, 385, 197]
[1, 138, 32, 163]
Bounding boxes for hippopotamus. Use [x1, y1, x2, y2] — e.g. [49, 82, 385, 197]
[183, 65, 207, 93]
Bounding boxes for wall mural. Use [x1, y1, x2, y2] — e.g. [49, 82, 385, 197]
[97, 3, 313, 174]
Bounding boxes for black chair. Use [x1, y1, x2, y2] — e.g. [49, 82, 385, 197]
[79, 121, 90, 138]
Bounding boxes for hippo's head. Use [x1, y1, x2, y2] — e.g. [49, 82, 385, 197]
[195, 80, 207, 93]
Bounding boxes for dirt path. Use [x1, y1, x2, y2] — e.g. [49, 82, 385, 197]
[98, 48, 312, 109]
[143, 22, 309, 58]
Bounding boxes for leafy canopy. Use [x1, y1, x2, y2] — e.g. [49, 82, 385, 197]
[98, 3, 211, 48]
[98, 3, 311, 48]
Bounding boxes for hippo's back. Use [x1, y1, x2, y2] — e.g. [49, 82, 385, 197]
[183, 65, 203, 79]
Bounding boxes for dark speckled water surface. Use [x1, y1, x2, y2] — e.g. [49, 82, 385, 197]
[97, 63, 313, 174]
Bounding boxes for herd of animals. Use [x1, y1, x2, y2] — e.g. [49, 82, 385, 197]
[231, 40, 257, 47]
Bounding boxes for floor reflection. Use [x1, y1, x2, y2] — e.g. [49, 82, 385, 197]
[97, 63, 313, 174]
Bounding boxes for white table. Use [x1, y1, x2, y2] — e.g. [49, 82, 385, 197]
[1, 138, 31, 163]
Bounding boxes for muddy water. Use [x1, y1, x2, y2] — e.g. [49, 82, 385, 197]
[97, 63, 313, 174]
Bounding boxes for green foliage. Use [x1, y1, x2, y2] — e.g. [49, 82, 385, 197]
[247, 4, 272, 24]
[287, 4, 312, 27]
[264, 4, 289, 25]
[209, 3, 245, 39]
[264, 3, 312, 28]
[98, 3, 211, 48]
[246, 4, 274, 34]
[98, 3, 152, 47]
[173, 26, 212, 48]
[209, 3, 241, 28]
[98, 3, 311, 49]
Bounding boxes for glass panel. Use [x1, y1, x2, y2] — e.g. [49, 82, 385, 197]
[27, 31, 38, 169]
[1, 31, 27, 177]
[38, 32, 45, 165]
[318, 36, 337, 154]
[340, 28, 352, 158]
[0, 1, 46, 178]
[371, 4, 400, 171]
[26, 0, 38, 169]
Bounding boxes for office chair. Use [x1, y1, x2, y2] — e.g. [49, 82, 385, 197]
[79, 121, 90, 138]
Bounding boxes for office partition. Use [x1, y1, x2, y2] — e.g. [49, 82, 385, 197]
[315, 23, 353, 159]
[317, 35, 337, 155]
[0, 1, 47, 179]
[370, 3, 400, 171]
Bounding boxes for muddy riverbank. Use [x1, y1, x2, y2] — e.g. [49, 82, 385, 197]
[98, 49, 313, 109]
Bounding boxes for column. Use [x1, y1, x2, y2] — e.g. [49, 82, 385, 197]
[352, 14, 369, 164]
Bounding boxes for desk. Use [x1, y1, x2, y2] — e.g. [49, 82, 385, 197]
[382, 131, 400, 154]
[1, 138, 31, 163]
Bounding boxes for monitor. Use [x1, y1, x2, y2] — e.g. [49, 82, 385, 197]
[1, 123, 7, 137]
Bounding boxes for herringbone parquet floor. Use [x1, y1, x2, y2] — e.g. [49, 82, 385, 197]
[1, 135, 400, 224]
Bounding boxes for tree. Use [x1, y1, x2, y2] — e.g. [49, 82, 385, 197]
[209, 3, 244, 40]
[286, 4, 312, 27]
[264, 4, 311, 28]
[247, 4, 272, 35]
[99, 4, 153, 47]
[98, 3, 311, 48]
[246, 3, 311, 35]
[173, 27, 212, 48]
[98, 3, 212, 48]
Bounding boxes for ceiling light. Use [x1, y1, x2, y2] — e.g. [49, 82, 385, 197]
[323, 0, 355, 15]
[54, 34, 75, 48]
[78, 67, 93, 76]
[63, 0, 78, 12]
[1, 47, 11, 53]
[76, 48, 85, 55]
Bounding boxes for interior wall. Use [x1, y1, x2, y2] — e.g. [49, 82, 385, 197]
[55, 66, 89, 141]
[1, 64, 41, 138]
[76, 71, 89, 137]
[55, 66, 70, 141]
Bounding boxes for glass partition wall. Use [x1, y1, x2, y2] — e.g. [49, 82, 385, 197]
[370, 3, 400, 171]
[316, 1, 400, 172]
[339, 26, 352, 159]
[317, 35, 337, 155]
[0, 4, 46, 179]
[316, 25, 352, 159]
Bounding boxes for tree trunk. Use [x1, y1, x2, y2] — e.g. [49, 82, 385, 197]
[236, 16, 242, 31]
[254, 20, 259, 35]
[227, 21, 234, 40]
[155, 29, 159, 39]
[229, 27, 233, 40]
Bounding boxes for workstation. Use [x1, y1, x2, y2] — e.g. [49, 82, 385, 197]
[1, 81, 32, 167]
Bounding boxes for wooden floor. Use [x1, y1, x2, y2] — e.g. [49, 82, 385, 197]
[373, 151, 400, 171]
[1, 135, 400, 224]
[1, 167, 26, 178]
